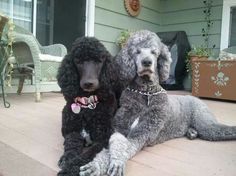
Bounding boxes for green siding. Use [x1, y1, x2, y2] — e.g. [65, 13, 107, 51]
[161, 0, 223, 52]
[95, 0, 223, 55]
[95, 0, 162, 55]
[162, 0, 222, 12]
[160, 0, 223, 90]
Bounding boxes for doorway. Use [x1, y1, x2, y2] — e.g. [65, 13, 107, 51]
[53, 0, 86, 50]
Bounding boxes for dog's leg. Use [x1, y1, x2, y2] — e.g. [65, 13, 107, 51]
[108, 120, 165, 176]
[67, 141, 106, 165]
[58, 132, 84, 169]
[80, 132, 147, 176]
[65, 123, 111, 176]
[59, 139, 106, 176]
[107, 106, 165, 176]
[80, 148, 109, 176]
[107, 132, 144, 176]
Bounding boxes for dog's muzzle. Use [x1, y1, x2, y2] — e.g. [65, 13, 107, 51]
[138, 69, 153, 77]
[80, 79, 99, 92]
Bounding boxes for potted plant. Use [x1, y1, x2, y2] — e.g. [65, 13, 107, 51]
[186, 0, 215, 73]
[185, 46, 213, 73]
[188, 46, 212, 60]
[0, 14, 16, 87]
[116, 30, 133, 48]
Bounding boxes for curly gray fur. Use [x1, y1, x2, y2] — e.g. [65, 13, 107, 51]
[80, 30, 236, 176]
[115, 30, 172, 87]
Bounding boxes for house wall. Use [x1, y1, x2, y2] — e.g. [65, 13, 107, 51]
[95, 0, 223, 56]
[94, 0, 163, 55]
[161, 0, 223, 55]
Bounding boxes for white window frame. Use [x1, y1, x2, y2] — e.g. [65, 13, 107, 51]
[85, 0, 95, 37]
[220, 0, 236, 50]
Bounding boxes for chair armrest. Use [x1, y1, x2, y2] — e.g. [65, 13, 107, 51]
[13, 33, 41, 80]
[40, 44, 67, 57]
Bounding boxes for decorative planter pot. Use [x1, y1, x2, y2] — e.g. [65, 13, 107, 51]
[191, 59, 236, 101]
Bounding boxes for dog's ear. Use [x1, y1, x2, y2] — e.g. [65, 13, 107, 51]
[57, 53, 80, 100]
[100, 51, 117, 88]
[114, 46, 137, 87]
[157, 43, 172, 82]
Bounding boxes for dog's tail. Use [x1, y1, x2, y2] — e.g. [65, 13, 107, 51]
[189, 96, 236, 141]
[195, 122, 236, 141]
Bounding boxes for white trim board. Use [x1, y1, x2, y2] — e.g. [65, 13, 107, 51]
[85, 0, 95, 36]
[220, 0, 236, 50]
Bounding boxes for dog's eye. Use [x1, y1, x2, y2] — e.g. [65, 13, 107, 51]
[151, 50, 156, 55]
[136, 49, 141, 54]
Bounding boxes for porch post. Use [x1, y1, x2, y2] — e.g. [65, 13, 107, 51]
[85, 0, 95, 37]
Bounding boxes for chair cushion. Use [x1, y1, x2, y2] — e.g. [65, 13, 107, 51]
[39, 53, 63, 62]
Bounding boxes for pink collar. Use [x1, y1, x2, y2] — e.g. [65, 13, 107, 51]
[71, 95, 98, 114]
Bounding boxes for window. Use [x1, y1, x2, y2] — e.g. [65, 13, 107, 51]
[0, 0, 33, 32]
[220, 0, 236, 49]
[229, 7, 236, 46]
[0, 0, 54, 45]
[36, 0, 54, 45]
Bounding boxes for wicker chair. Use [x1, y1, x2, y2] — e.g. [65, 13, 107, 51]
[12, 26, 67, 101]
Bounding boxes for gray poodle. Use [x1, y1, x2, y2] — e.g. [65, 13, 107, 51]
[79, 30, 236, 176]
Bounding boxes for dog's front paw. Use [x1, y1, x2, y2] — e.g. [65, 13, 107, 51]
[80, 161, 101, 176]
[58, 150, 79, 169]
[107, 159, 125, 176]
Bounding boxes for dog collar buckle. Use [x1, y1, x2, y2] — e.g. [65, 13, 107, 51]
[88, 103, 97, 109]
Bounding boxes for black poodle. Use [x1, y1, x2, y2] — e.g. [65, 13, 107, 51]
[57, 37, 120, 176]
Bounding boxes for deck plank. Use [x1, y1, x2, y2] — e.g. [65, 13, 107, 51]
[0, 142, 57, 176]
[0, 92, 236, 175]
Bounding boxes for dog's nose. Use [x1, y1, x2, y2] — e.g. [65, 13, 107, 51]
[84, 82, 94, 88]
[142, 59, 152, 67]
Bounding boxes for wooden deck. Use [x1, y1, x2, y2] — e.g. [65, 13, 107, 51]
[0, 92, 236, 176]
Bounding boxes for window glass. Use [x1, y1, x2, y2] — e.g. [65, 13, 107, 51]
[36, 0, 53, 45]
[0, 0, 33, 32]
[230, 7, 236, 46]
[0, 0, 53, 46]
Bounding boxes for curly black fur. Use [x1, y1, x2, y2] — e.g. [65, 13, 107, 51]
[57, 37, 120, 176]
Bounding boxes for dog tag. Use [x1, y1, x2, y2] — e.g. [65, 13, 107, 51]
[147, 95, 150, 106]
[88, 103, 96, 109]
[71, 103, 81, 114]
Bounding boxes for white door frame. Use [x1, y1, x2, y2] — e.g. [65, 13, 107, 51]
[220, 0, 236, 50]
[85, 0, 95, 36]
[32, 0, 37, 36]
[33, 0, 95, 38]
